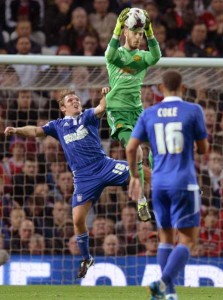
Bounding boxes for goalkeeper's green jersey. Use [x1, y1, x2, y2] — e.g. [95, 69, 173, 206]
[105, 37, 161, 111]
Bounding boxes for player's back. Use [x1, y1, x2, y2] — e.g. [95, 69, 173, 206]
[143, 98, 206, 190]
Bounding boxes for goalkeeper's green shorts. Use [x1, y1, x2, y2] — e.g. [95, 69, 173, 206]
[106, 108, 143, 147]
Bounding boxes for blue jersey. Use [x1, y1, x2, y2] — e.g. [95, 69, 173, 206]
[132, 97, 207, 190]
[42, 109, 106, 172]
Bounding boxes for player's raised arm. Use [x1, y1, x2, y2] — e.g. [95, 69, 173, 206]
[142, 9, 162, 65]
[4, 125, 45, 138]
[105, 8, 130, 63]
[94, 87, 110, 118]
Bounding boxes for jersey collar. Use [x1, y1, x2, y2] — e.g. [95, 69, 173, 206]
[63, 112, 83, 120]
[162, 96, 183, 102]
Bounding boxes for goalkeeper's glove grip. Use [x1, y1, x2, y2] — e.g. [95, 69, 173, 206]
[145, 23, 154, 39]
[113, 8, 130, 36]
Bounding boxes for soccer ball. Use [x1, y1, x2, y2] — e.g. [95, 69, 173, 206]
[125, 8, 146, 31]
[0, 249, 9, 266]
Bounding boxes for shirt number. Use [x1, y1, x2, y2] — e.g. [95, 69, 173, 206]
[154, 122, 184, 154]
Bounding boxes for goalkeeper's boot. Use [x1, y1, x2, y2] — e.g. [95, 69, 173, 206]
[76, 256, 94, 279]
[138, 197, 151, 222]
[149, 280, 166, 299]
[166, 294, 178, 300]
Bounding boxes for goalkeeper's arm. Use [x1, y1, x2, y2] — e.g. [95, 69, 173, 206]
[105, 8, 130, 62]
[4, 126, 45, 138]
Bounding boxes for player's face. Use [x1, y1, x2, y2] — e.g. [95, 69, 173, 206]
[62, 94, 82, 116]
[125, 28, 144, 50]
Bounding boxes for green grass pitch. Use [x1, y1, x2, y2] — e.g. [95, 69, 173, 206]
[1, 286, 223, 300]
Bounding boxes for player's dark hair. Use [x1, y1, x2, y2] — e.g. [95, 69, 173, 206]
[162, 70, 182, 92]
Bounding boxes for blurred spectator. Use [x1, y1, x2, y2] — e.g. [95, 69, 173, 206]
[191, 242, 206, 257]
[199, 206, 223, 256]
[102, 234, 122, 256]
[200, 148, 223, 208]
[29, 233, 46, 255]
[98, 185, 128, 222]
[143, 1, 163, 25]
[11, 36, 43, 86]
[4, 0, 44, 34]
[7, 90, 38, 127]
[89, 216, 115, 255]
[43, 200, 70, 252]
[6, 20, 42, 54]
[44, 0, 73, 48]
[13, 154, 44, 206]
[76, 33, 103, 56]
[152, 24, 167, 54]
[60, 7, 95, 54]
[37, 135, 61, 174]
[2, 207, 25, 249]
[89, 0, 117, 45]
[140, 231, 159, 256]
[24, 194, 45, 234]
[213, 13, 223, 55]
[141, 85, 155, 108]
[9, 219, 35, 254]
[48, 171, 73, 204]
[200, 0, 223, 33]
[204, 104, 218, 144]
[46, 154, 66, 190]
[115, 203, 138, 254]
[69, 67, 90, 105]
[57, 219, 74, 254]
[180, 21, 218, 57]
[128, 220, 155, 255]
[68, 234, 81, 255]
[164, 0, 196, 41]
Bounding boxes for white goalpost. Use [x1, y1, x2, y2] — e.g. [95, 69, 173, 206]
[0, 55, 223, 287]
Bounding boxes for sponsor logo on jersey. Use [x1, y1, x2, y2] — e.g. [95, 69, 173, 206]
[64, 125, 88, 144]
[64, 122, 69, 127]
[133, 55, 141, 62]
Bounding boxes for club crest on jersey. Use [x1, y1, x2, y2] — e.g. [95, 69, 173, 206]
[116, 123, 123, 128]
[133, 55, 141, 62]
[77, 194, 83, 202]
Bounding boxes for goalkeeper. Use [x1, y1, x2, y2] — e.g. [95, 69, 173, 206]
[105, 8, 161, 222]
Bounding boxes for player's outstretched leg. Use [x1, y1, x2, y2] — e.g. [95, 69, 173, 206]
[76, 256, 95, 279]
[149, 280, 166, 299]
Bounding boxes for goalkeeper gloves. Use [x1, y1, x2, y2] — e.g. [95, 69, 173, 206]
[113, 8, 130, 36]
[143, 10, 154, 38]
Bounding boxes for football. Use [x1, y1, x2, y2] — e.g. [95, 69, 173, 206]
[0, 249, 9, 266]
[125, 8, 146, 30]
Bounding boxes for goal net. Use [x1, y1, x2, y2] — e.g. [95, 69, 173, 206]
[0, 55, 222, 287]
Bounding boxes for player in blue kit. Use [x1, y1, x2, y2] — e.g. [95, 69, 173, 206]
[126, 70, 209, 300]
[4, 87, 130, 279]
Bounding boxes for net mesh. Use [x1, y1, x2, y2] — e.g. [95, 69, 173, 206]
[0, 60, 222, 285]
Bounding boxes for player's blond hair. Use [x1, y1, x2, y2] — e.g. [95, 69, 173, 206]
[58, 89, 76, 108]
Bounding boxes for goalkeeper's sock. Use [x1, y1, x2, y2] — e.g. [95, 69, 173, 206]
[76, 232, 91, 260]
[157, 243, 176, 294]
[137, 161, 144, 198]
[161, 244, 190, 286]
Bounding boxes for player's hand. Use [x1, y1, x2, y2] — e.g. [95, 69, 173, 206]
[143, 9, 154, 38]
[128, 176, 142, 201]
[4, 127, 16, 136]
[101, 87, 110, 96]
[114, 8, 130, 36]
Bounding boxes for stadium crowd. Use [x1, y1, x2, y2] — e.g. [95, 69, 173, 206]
[0, 0, 222, 258]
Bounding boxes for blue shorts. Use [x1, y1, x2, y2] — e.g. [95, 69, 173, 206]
[152, 189, 201, 229]
[72, 157, 129, 207]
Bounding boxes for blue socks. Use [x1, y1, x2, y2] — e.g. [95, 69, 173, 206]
[157, 243, 175, 294]
[161, 244, 190, 286]
[76, 232, 90, 260]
